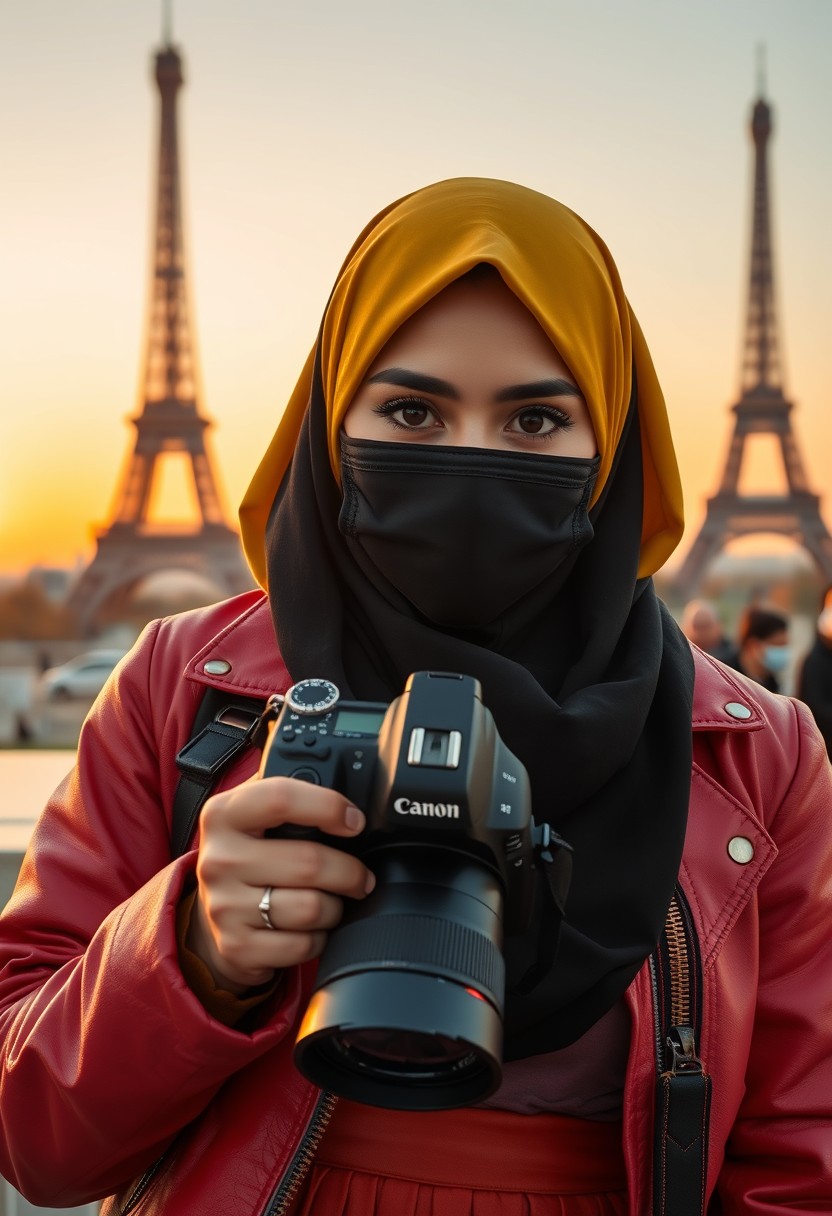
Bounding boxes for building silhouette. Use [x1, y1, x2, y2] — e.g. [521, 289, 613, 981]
[671, 82, 832, 601]
[67, 28, 252, 635]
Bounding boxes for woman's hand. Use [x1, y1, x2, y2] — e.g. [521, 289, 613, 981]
[188, 777, 376, 993]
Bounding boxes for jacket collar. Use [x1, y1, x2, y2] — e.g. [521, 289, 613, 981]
[690, 644, 765, 733]
[184, 592, 292, 699]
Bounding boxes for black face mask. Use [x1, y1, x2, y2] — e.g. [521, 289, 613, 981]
[339, 435, 600, 630]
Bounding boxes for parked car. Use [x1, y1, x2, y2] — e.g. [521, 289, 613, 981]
[38, 650, 127, 702]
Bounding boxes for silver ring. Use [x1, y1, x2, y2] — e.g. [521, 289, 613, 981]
[258, 886, 276, 930]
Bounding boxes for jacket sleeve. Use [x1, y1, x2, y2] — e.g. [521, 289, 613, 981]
[0, 621, 304, 1208]
[715, 698, 832, 1212]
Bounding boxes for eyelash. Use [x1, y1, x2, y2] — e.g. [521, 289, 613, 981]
[371, 396, 575, 441]
[371, 398, 437, 429]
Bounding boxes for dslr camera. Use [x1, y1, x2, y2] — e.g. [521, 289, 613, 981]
[259, 670, 569, 1110]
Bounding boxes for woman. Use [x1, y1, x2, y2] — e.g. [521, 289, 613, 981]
[0, 178, 830, 1214]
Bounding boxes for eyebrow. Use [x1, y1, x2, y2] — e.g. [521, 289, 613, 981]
[365, 367, 584, 403]
[495, 378, 584, 403]
[365, 368, 460, 398]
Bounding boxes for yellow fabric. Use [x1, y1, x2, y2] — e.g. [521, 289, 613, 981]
[239, 177, 684, 587]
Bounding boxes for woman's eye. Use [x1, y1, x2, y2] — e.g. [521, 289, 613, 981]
[398, 404, 431, 428]
[372, 398, 438, 430]
[509, 407, 573, 437]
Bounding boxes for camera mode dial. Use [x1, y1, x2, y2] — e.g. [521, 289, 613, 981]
[285, 678, 341, 716]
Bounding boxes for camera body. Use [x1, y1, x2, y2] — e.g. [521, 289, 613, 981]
[258, 670, 548, 1110]
[260, 670, 536, 932]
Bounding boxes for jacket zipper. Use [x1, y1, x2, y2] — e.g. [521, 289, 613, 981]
[120, 1091, 337, 1215]
[119, 1149, 171, 1214]
[264, 1090, 339, 1215]
[651, 885, 704, 1075]
[651, 885, 711, 1216]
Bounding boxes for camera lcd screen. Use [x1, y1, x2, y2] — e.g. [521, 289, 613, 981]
[334, 708, 386, 735]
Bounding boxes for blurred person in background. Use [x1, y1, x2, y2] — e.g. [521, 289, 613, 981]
[730, 604, 791, 693]
[797, 585, 832, 758]
[679, 598, 736, 664]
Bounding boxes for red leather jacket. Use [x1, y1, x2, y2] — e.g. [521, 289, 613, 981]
[0, 591, 830, 1214]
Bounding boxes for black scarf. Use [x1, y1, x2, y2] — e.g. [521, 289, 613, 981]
[265, 352, 693, 1057]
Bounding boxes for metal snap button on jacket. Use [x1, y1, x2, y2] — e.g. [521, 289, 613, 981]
[728, 836, 754, 864]
[725, 702, 752, 720]
[203, 659, 232, 676]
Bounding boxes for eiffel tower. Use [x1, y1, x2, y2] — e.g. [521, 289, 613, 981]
[67, 21, 252, 635]
[671, 82, 832, 602]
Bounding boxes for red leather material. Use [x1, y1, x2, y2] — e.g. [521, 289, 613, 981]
[0, 593, 830, 1213]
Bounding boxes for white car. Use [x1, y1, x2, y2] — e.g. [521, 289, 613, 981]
[39, 650, 127, 701]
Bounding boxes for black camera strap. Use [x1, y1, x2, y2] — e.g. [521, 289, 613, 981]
[509, 824, 573, 998]
[171, 688, 269, 859]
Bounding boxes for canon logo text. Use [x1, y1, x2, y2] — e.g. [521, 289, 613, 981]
[393, 797, 460, 820]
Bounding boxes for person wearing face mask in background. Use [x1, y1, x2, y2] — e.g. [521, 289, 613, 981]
[0, 178, 830, 1216]
[797, 585, 832, 757]
[728, 604, 791, 693]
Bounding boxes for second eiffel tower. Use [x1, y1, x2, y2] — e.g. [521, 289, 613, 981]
[671, 84, 832, 602]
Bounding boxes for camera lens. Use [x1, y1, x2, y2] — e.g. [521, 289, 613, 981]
[292, 851, 505, 1110]
[329, 1028, 479, 1077]
[310, 1030, 491, 1106]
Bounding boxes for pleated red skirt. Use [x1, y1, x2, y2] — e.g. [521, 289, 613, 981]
[290, 1099, 629, 1215]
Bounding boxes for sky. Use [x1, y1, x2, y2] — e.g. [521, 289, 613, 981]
[1, 0, 831, 578]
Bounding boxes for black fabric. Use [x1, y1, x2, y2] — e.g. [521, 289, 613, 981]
[797, 638, 832, 757]
[339, 437, 599, 630]
[264, 348, 694, 1056]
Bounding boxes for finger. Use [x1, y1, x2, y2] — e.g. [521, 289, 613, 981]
[193, 890, 329, 983]
[257, 886, 344, 933]
[198, 828, 374, 903]
[203, 776, 366, 838]
[240, 927, 329, 970]
[260, 837, 375, 900]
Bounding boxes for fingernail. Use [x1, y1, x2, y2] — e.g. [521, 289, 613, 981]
[345, 805, 365, 832]
[364, 871, 376, 894]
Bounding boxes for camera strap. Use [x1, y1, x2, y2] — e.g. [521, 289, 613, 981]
[509, 824, 573, 998]
[171, 688, 269, 858]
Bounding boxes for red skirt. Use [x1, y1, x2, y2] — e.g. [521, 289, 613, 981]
[290, 1099, 628, 1215]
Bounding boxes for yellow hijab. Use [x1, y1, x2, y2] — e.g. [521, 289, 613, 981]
[240, 177, 683, 587]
